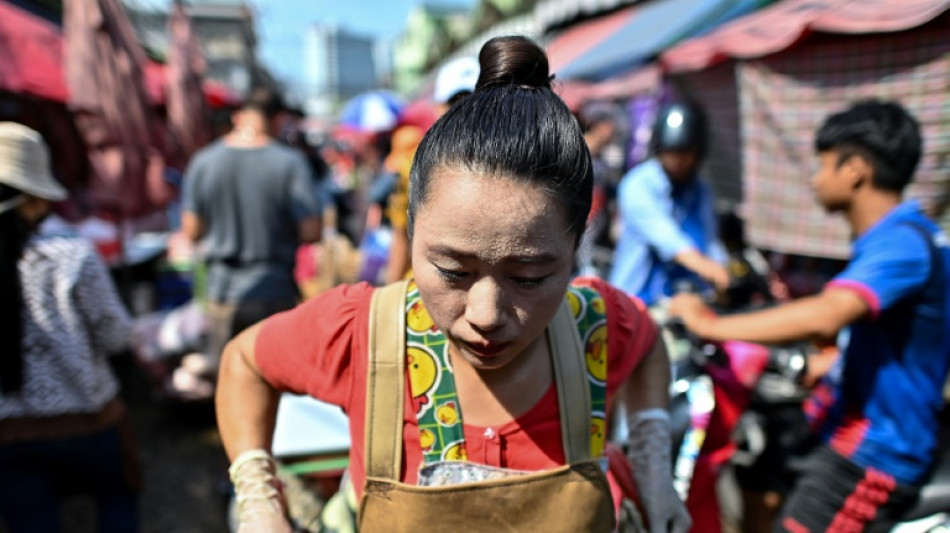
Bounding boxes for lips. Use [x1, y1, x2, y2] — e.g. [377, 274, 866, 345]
[460, 339, 511, 359]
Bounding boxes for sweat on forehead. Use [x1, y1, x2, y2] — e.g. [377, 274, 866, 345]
[409, 160, 578, 231]
[412, 168, 575, 260]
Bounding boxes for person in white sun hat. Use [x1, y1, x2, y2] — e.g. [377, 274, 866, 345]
[0, 122, 68, 215]
[0, 122, 139, 533]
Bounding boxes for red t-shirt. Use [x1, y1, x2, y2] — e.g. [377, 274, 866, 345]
[256, 276, 657, 497]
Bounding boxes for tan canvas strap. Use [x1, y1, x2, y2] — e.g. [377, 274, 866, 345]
[548, 299, 593, 463]
[364, 280, 410, 480]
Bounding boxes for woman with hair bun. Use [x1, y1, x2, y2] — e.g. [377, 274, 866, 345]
[218, 36, 689, 532]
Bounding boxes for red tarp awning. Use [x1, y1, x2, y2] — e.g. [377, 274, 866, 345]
[166, 1, 209, 163]
[65, 0, 169, 218]
[145, 62, 241, 108]
[0, 2, 238, 107]
[0, 2, 68, 101]
[662, 0, 950, 73]
[555, 65, 661, 110]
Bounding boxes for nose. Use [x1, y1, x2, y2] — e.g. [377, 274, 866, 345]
[464, 277, 508, 333]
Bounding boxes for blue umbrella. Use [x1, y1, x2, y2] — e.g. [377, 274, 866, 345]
[340, 90, 406, 132]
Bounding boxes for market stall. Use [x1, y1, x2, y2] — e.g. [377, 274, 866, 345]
[663, 0, 950, 258]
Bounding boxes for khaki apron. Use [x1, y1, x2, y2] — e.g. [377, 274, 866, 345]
[357, 281, 616, 532]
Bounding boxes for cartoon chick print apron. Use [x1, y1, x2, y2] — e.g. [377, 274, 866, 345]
[358, 280, 616, 532]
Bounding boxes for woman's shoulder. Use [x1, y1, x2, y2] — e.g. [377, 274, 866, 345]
[263, 282, 378, 349]
[26, 233, 98, 266]
[571, 278, 659, 394]
[313, 281, 377, 302]
[255, 282, 377, 399]
[33, 232, 94, 251]
[570, 276, 656, 345]
[285, 282, 376, 326]
[570, 277, 646, 312]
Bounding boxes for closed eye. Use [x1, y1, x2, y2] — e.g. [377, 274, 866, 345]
[436, 266, 468, 283]
[512, 276, 549, 288]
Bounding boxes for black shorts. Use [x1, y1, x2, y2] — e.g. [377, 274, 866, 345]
[734, 403, 816, 495]
[775, 446, 919, 533]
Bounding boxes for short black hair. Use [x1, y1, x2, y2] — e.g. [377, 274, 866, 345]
[242, 88, 286, 119]
[409, 36, 592, 246]
[814, 99, 922, 193]
[577, 101, 616, 134]
[0, 183, 28, 393]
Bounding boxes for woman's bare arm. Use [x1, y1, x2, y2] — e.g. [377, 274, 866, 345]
[620, 334, 671, 413]
[215, 322, 281, 460]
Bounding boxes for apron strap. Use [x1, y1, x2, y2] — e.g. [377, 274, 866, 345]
[365, 280, 410, 481]
[548, 300, 593, 463]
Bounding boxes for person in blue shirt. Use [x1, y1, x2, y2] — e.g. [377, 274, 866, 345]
[609, 101, 729, 305]
[670, 100, 950, 532]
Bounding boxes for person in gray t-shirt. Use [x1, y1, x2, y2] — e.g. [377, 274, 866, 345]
[182, 88, 322, 368]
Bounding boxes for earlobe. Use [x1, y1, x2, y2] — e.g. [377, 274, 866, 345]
[846, 156, 873, 189]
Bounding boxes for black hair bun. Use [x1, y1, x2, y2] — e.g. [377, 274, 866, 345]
[476, 36, 551, 92]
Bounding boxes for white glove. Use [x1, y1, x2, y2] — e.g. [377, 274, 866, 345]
[626, 410, 692, 533]
[229, 449, 294, 533]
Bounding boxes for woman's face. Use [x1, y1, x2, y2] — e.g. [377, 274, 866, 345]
[411, 167, 576, 372]
[15, 196, 51, 228]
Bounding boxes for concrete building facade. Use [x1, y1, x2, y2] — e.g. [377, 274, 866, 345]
[127, 0, 264, 97]
[303, 24, 377, 117]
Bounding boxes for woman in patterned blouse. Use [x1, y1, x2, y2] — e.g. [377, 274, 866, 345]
[0, 122, 138, 533]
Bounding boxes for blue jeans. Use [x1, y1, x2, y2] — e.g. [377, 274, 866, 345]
[0, 426, 138, 533]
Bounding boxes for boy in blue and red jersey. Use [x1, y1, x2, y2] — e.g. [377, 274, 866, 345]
[669, 99, 950, 532]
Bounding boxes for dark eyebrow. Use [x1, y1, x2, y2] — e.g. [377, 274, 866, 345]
[428, 245, 561, 265]
[509, 253, 561, 265]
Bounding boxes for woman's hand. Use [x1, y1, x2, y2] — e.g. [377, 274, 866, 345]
[621, 336, 692, 533]
[230, 450, 295, 533]
[626, 413, 692, 533]
[216, 323, 291, 531]
[236, 508, 294, 533]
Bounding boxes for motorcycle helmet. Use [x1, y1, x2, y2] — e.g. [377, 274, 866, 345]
[650, 101, 707, 155]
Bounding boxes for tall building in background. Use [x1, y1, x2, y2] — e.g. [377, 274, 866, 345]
[374, 39, 395, 92]
[304, 24, 377, 117]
